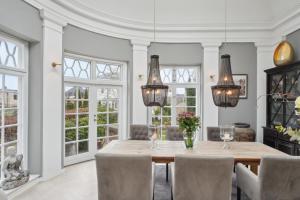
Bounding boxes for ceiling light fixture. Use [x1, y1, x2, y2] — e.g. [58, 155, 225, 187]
[141, 0, 168, 107]
[211, 0, 241, 108]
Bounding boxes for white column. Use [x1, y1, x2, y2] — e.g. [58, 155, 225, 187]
[202, 43, 221, 140]
[255, 43, 275, 142]
[131, 40, 150, 125]
[41, 11, 66, 180]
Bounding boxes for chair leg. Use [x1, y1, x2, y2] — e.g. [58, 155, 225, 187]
[166, 163, 169, 182]
[237, 186, 241, 200]
[171, 186, 173, 200]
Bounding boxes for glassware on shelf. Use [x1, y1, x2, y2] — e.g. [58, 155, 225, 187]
[220, 125, 234, 149]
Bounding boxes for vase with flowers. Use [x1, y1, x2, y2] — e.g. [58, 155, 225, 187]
[178, 112, 201, 149]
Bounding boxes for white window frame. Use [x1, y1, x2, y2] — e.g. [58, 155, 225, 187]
[0, 32, 29, 175]
[63, 52, 127, 165]
[148, 65, 201, 139]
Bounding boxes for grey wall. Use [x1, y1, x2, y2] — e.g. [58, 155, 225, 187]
[219, 43, 257, 131]
[0, 0, 43, 174]
[148, 43, 203, 65]
[287, 29, 300, 62]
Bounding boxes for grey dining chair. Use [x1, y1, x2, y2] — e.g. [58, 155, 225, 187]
[95, 153, 154, 200]
[171, 155, 234, 200]
[165, 126, 184, 182]
[129, 124, 149, 140]
[236, 156, 300, 200]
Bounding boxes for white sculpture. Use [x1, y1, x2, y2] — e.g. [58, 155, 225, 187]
[1, 146, 29, 190]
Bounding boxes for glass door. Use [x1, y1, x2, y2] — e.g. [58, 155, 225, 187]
[64, 85, 122, 165]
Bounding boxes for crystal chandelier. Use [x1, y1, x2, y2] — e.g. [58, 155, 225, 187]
[141, 0, 169, 107]
[211, 0, 241, 108]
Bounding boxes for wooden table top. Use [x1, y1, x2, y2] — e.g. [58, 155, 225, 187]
[99, 140, 287, 164]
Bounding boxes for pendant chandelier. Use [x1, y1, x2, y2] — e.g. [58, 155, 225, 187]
[141, 0, 169, 107]
[211, 0, 241, 108]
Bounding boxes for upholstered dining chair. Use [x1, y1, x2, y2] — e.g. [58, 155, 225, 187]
[129, 124, 149, 140]
[95, 153, 154, 200]
[166, 126, 184, 141]
[171, 155, 234, 200]
[207, 126, 256, 142]
[165, 126, 184, 182]
[236, 156, 300, 200]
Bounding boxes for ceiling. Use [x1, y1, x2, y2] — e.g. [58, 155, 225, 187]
[53, 0, 300, 29]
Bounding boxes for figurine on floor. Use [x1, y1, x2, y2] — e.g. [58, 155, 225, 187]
[1, 146, 29, 190]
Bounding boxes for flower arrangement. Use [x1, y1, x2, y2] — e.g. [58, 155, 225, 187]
[177, 112, 201, 149]
[274, 124, 300, 144]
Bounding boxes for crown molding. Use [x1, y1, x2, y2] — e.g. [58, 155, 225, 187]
[24, 0, 300, 45]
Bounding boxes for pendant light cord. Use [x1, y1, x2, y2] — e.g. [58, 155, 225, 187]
[224, 0, 227, 43]
[154, 0, 156, 42]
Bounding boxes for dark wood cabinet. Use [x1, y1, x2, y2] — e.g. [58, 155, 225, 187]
[263, 62, 300, 156]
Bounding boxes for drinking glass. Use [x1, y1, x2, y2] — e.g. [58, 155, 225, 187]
[148, 125, 159, 149]
[220, 125, 234, 149]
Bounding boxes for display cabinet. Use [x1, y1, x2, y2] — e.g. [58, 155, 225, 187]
[263, 61, 300, 155]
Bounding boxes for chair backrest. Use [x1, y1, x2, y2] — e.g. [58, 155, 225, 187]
[95, 153, 153, 200]
[166, 126, 183, 141]
[129, 124, 149, 140]
[259, 156, 300, 200]
[174, 155, 234, 200]
[206, 127, 222, 141]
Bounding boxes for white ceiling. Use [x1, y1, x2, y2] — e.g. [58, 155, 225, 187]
[53, 0, 300, 28]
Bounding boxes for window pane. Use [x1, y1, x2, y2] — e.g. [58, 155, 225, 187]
[4, 143, 17, 158]
[64, 57, 91, 79]
[152, 107, 161, 116]
[65, 143, 77, 157]
[78, 87, 88, 100]
[0, 40, 19, 68]
[98, 100, 107, 112]
[78, 141, 88, 154]
[162, 117, 171, 126]
[109, 113, 118, 124]
[4, 126, 17, 142]
[97, 114, 107, 124]
[108, 126, 118, 136]
[96, 63, 121, 80]
[78, 114, 89, 126]
[4, 92, 18, 108]
[65, 114, 76, 128]
[78, 101, 88, 113]
[162, 107, 171, 116]
[5, 75, 18, 91]
[152, 116, 161, 126]
[108, 88, 119, 99]
[108, 100, 118, 112]
[65, 100, 76, 114]
[97, 139, 106, 149]
[176, 68, 196, 83]
[78, 127, 88, 140]
[65, 87, 76, 99]
[108, 136, 118, 142]
[65, 129, 76, 142]
[97, 88, 108, 100]
[97, 126, 106, 137]
[4, 109, 17, 125]
[161, 68, 173, 83]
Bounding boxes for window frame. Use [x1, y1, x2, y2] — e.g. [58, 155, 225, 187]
[0, 32, 28, 176]
[148, 65, 201, 140]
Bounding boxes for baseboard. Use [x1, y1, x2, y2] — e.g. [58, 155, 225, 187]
[4, 174, 40, 200]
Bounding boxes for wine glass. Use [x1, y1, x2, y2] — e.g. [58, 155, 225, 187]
[220, 125, 234, 149]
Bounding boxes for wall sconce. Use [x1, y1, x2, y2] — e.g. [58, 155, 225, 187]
[138, 74, 144, 80]
[52, 62, 62, 68]
[209, 75, 215, 82]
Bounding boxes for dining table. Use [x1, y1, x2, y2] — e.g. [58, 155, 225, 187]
[99, 140, 287, 174]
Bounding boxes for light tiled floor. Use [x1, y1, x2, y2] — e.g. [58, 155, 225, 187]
[12, 160, 246, 200]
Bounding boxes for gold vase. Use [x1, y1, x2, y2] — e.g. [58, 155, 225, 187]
[273, 41, 295, 67]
